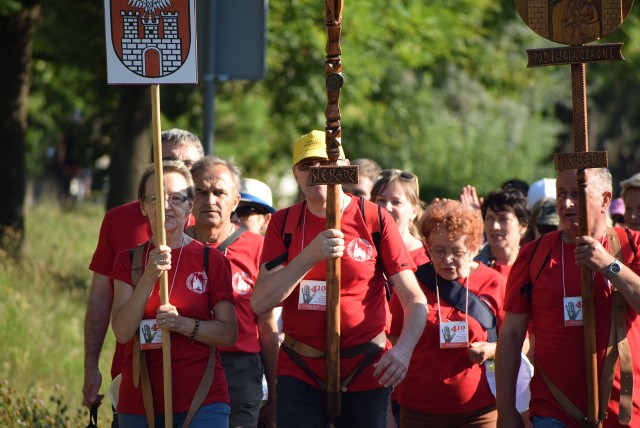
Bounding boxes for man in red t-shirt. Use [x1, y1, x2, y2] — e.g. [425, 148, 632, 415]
[496, 168, 640, 428]
[82, 129, 203, 414]
[189, 156, 279, 428]
[251, 130, 427, 428]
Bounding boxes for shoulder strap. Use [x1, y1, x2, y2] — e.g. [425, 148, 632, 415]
[529, 231, 560, 282]
[359, 196, 383, 256]
[129, 242, 147, 288]
[217, 226, 247, 253]
[265, 202, 305, 270]
[415, 263, 498, 342]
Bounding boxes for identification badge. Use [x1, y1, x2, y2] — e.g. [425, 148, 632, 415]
[139, 319, 162, 350]
[298, 280, 327, 311]
[439, 321, 469, 348]
[563, 296, 583, 326]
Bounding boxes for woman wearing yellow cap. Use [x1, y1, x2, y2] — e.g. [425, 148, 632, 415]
[252, 130, 427, 427]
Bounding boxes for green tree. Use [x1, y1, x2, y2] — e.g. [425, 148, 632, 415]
[0, 0, 41, 253]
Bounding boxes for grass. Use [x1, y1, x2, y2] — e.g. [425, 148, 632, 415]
[0, 200, 116, 426]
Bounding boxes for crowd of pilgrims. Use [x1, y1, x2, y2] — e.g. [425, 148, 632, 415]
[81, 128, 640, 428]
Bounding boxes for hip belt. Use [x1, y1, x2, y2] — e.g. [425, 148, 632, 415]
[281, 332, 387, 392]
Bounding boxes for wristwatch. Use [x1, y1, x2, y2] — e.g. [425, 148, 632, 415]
[607, 259, 622, 277]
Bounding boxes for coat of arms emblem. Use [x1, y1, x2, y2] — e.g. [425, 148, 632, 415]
[104, 0, 197, 84]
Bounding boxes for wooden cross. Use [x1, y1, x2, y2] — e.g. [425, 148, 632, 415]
[307, 0, 358, 422]
[515, 1, 633, 424]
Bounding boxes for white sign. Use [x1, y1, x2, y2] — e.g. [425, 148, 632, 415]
[104, 0, 197, 84]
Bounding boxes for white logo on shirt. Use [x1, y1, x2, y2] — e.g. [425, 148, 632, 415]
[232, 271, 253, 295]
[347, 238, 373, 262]
[186, 271, 208, 294]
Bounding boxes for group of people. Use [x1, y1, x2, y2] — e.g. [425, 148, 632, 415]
[82, 128, 640, 428]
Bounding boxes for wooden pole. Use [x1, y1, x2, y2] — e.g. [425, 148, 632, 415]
[151, 84, 173, 427]
[572, 63, 599, 424]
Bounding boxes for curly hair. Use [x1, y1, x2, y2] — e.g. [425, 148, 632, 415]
[420, 199, 484, 252]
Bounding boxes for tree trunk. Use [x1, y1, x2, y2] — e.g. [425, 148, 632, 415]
[106, 85, 152, 210]
[0, 1, 42, 254]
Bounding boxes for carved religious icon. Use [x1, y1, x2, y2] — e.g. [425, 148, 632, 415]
[515, 0, 633, 45]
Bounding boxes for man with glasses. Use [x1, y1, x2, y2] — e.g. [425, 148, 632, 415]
[232, 178, 276, 236]
[189, 156, 279, 428]
[82, 129, 203, 426]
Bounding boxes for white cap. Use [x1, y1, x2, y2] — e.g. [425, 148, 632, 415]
[239, 178, 275, 213]
[527, 178, 556, 209]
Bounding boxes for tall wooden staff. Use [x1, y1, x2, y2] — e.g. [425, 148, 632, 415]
[310, 0, 358, 422]
[515, 1, 633, 425]
[150, 84, 173, 426]
[104, 1, 199, 425]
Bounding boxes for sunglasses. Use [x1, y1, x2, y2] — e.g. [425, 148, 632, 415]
[379, 169, 419, 189]
[234, 204, 268, 219]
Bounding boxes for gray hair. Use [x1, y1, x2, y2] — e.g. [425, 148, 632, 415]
[161, 128, 204, 158]
[620, 173, 640, 199]
[588, 168, 613, 196]
[191, 155, 241, 195]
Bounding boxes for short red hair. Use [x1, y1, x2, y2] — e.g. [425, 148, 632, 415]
[420, 199, 484, 252]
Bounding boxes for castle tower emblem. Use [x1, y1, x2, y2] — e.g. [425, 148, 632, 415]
[104, 0, 197, 84]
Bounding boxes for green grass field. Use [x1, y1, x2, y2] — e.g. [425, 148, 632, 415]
[0, 201, 116, 426]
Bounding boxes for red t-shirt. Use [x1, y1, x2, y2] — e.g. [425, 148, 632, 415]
[89, 201, 196, 379]
[390, 262, 505, 414]
[260, 197, 416, 391]
[409, 242, 430, 266]
[111, 240, 235, 414]
[214, 229, 264, 354]
[505, 229, 640, 427]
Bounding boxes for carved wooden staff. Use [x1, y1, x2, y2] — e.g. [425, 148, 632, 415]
[516, 1, 633, 424]
[309, 0, 358, 421]
[150, 84, 173, 426]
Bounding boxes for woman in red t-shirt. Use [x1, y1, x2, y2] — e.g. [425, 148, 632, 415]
[111, 160, 237, 428]
[390, 199, 506, 427]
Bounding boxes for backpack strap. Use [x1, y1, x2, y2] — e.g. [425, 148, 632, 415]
[521, 231, 561, 300]
[359, 196, 382, 256]
[217, 226, 247, 253]
[265, 202, 306, 270]
[415, 263, 498, 343]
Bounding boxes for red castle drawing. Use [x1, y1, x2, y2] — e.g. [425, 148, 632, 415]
[108, 0, 192, 78]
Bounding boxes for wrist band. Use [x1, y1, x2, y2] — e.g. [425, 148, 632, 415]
[189, 318, 200, 342]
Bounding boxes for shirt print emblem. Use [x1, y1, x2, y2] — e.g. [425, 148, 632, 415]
[186, 271, 208, 294]
[232, 271, 253, 295]
[347, 238, 373, 262]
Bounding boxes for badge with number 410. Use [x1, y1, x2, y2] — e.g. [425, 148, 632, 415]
[440, 321, 469, 349]
[563, 297, 583, 326]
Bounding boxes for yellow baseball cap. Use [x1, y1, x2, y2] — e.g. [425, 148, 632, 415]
[292, 130, 346, 166]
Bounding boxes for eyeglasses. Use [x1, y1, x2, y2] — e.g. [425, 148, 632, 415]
[430, 247, 468, 260]
[144, 194, 190, 206]
[234, 204, 268, 219]
[296, 158, 331, 171]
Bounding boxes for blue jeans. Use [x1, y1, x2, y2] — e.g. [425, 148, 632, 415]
[532, 415, 569, 428]
[276, 375, 391, 428]
[118, 403, 230, 428]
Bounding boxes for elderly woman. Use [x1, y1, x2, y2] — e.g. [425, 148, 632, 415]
[371, 169, 429, 265]
[389, 199, 506, 427]
[475, 188, 529, 277]
[110, 160, 237, 428]
[251, 130, 427, 428]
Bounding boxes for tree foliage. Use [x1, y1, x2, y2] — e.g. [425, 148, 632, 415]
[15, 0, 640, 210]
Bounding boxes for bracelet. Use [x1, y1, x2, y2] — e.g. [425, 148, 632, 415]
[189, 318, 200, 342]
